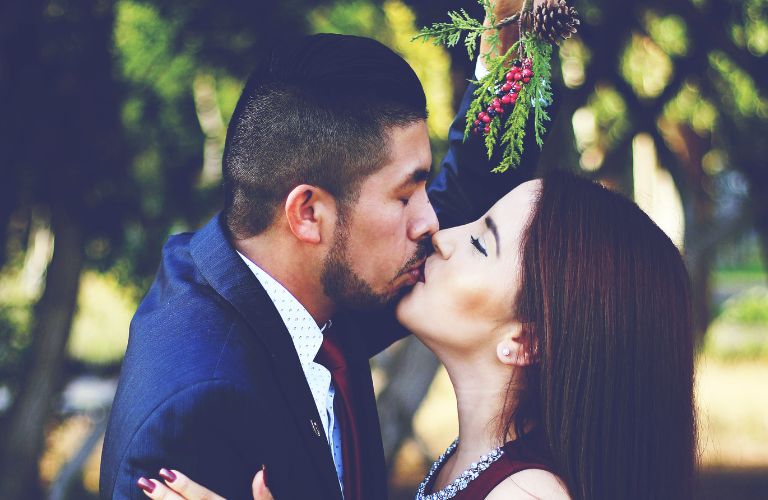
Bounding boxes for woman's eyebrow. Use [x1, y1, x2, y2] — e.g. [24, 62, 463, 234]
[485, 216, 500, 257]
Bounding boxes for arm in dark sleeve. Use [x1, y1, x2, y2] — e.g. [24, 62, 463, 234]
[108, 381, 263, 500]
[428, 81, 551, 229]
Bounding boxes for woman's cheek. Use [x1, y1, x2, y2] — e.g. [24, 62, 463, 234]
[449, 276, 491, 315]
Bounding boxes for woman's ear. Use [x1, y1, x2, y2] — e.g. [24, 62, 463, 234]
[284, 185, 336, 244]
[496, 322, 538, 367]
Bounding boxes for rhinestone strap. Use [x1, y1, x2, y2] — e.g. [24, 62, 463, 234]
[415, 439, 505, 500]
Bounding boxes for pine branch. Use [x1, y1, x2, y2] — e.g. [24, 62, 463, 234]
[413, 0, 500, 60]
[525, 37, 553, 147]
[496, 83, 532, 173]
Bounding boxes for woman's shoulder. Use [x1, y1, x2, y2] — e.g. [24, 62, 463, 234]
[484, 469, 570, 500]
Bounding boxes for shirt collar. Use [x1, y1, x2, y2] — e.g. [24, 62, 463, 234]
[236, 251, 324, 368]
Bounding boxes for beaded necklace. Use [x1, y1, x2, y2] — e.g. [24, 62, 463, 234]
[415, 439, 505, 500]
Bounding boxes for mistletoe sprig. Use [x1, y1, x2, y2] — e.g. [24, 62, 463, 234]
[415, 0, 578, 173]
[464, 37, 553, 172]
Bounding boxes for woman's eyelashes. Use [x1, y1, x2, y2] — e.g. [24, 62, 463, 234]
[470, 236, 488, 257]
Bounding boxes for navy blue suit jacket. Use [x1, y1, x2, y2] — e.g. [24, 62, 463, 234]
[100, 83, 542, 499]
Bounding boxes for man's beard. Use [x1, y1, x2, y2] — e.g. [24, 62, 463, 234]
[320, 221, 432, 311]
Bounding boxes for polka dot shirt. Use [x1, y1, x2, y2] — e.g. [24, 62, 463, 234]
[238, 252, 345, 494]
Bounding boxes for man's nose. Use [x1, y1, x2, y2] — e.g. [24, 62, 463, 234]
[407, 192, 439, 241]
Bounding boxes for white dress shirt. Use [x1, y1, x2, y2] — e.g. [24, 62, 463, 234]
[237, 252, 345, 495]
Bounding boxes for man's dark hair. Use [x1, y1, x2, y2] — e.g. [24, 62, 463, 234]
[222, 34, 428, 239]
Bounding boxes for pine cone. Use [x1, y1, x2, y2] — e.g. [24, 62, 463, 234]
[532, 0, 580, 44]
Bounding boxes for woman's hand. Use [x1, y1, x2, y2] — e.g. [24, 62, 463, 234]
[137, 467, 274, 500]
[479, 0, 547, 58]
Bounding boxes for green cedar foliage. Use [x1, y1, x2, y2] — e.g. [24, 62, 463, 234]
[415, 1, 553, 172]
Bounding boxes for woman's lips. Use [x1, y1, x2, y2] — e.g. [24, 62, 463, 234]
[405, 260, 426, 284]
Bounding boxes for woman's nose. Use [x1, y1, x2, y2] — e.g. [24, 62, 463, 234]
[431, 230, 453, 259]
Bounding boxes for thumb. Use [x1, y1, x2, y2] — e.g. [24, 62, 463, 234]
[252, 467, 275, 500]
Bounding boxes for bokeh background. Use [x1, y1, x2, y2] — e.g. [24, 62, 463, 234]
[1, 0, 766, 498]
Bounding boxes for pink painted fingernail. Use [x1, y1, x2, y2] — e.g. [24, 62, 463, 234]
[137, 477, 155, 493]
[159, 468, 177, 483]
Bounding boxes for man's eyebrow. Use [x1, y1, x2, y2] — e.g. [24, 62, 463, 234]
[396, 167, 431, 191]
[486, 216, 500, 257]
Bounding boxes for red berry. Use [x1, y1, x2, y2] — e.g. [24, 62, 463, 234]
[506, 71, 515, 81]
[484, 125, 491, 133]
[495, 106, 504, 114]
[481, 114, 491, 123]
[509, 93, 518, 103]
[479, 111, 486, 118]
[493, 98, 502, 107]
[522, 68, 533, 78]
[513, 72, 523, 82]
[501, 95, 512, 105]
[501, 82, 513, 92]
[473, 119, 480, 126]
[523, 77, 531, 84]
[523, 58, 533, 68]
[513, 82, 523, 92]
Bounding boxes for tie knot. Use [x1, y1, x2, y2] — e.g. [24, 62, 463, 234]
[315, 326, 346, 372]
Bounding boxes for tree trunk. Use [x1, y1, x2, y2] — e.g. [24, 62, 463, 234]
[0, 210, 84, 500]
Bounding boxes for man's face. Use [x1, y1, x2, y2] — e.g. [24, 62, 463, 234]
[321, 121, 438, 310]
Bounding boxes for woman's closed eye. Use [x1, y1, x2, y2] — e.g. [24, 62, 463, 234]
[470, 236, 488, 257]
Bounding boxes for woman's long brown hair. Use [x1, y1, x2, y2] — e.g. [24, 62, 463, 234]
[505, 171, 696, 499]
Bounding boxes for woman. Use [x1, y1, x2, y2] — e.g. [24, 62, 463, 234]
[139, 172, 696, 499]
[398, 172, 696, 499]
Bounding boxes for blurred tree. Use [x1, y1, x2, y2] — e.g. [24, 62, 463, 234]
[0, 0, 130, 497]
[1, 0, 766, 497]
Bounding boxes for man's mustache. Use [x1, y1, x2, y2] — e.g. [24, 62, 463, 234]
[395, 238, 434, 280]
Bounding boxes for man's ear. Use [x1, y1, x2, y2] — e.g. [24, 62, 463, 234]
[284, 185, 336, 244]
[496, 322, 538, 367]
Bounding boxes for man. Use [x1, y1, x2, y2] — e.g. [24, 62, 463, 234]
[101, 31, 541, 499]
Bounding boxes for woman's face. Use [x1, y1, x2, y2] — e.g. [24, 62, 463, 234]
[396, 180, 540, 354]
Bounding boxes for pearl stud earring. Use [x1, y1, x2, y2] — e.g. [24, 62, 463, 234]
[502, 347, 511, 357]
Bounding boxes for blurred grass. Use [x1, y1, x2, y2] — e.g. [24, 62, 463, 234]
[713, 268, 767, 288]
[696, 357, 768, 468]
[68, 272, 136, 365]
[704, 285, 768, 361]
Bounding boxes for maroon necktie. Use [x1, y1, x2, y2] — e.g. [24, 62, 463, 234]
[315, 326, 363, 500]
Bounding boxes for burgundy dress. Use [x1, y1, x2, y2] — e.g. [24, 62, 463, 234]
[416, 430, 558, 499]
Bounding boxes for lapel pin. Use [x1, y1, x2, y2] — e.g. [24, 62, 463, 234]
[310, 419, 322, 437]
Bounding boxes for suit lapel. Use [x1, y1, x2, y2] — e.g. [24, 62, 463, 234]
[190, 214, 343, 499]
